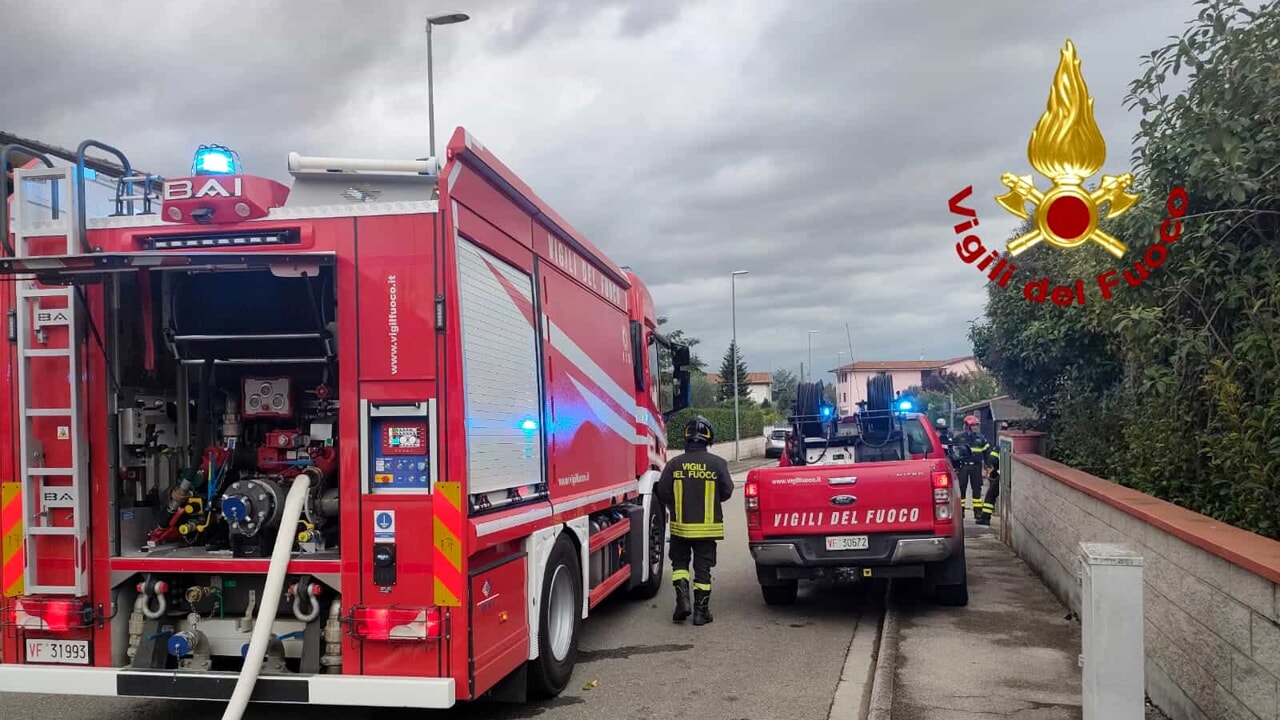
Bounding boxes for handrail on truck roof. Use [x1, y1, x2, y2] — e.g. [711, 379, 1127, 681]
[0, 143, 56, 257]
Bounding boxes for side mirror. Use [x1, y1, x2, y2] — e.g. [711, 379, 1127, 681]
[671, 369, 692, 414]
[673, 344, 691, 370]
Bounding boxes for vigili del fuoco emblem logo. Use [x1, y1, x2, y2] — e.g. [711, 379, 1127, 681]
[948, 40, 1188, 306]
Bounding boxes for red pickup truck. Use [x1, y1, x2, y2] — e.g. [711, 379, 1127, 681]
[744, 379, 967, 607]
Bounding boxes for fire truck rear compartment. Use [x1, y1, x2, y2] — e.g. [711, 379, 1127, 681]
[102, 262, 344, 673]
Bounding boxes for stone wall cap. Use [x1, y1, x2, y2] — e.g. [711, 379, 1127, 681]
[1079, 542, 1145, 566]
[1018, 453, 1280, 585]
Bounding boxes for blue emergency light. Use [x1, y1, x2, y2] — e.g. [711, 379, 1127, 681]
[897, 399, 913, 411]
[821, 405, 833, 418]
[192, 144, 240, 176]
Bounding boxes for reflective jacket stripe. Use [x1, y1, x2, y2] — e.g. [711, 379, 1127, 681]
[675, 479, 684, 524]
[704, 480, 714, 526]
[671, 521, 725, 539]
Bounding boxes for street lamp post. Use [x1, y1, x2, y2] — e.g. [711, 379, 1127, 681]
[731, 270, 749, 461]
[426, 13, 471, 159]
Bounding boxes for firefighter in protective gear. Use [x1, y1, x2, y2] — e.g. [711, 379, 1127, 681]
[656, 415, 734, 626]
[934, 417, 953, 446]
[977, 422, 1008, 526]
[953, 415, 998, 520]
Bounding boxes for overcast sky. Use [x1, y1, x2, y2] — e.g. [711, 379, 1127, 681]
[1, 0, 1197, 381]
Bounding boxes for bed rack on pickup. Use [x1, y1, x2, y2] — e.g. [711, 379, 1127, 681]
[785, 374, 914, 466]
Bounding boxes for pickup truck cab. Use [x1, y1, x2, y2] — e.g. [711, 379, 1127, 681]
[744, 400, 967, 607]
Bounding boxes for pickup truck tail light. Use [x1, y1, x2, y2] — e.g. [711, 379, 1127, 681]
[744, 477, 760, 529]
[3, 597, 92, 632]
[349, 605, 441, 642]
[931, 471, 954, 522]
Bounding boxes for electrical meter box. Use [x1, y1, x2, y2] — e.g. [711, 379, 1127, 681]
[362, 400, 436, 494]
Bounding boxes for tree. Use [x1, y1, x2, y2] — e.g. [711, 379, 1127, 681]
[655, 316, 706, 374]
[770, 368, 799, 415]
[689, 371, 719, 407]
[921, 369, 963, 394]
[717, 341, 750, 402]
[950, 369, 1003, 409]
[970, 0, 1280, 538]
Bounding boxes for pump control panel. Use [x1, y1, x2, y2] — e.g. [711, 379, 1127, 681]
[364, 400, 434, 494]
[371, 420, 429, 490]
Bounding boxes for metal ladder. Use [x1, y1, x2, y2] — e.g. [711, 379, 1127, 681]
[10, 165, 90, 596]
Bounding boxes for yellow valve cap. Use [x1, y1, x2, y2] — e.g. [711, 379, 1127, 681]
[297, 531, 312, 542]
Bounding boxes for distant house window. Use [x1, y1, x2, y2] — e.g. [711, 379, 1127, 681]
[842, 392, 846, 402]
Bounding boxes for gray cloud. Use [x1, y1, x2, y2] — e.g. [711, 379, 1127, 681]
[0, 0, 1195, 380]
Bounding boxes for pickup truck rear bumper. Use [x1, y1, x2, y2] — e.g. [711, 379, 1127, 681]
[750, 533, 952, 567]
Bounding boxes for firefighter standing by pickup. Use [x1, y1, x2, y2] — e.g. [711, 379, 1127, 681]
[656, 415, 735, 626]
[934, 417, 953, 446]
[977, 422, 1008, 526]
[953, 415, 999, 520]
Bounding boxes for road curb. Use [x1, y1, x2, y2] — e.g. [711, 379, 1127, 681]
[866, 583, 899, 720]
[827, 584, 888, 720]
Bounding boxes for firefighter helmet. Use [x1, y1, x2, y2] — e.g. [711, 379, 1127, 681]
[935, 417, 947, 428]
[963, 414, 979, 426]
[684, 415, 715, 446]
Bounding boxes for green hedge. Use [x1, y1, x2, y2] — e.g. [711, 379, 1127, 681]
[668, 407, 765, 449]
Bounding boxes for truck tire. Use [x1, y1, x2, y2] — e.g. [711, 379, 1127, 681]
[756, 564, 798, 606]
[629, 501, 666, 600]
[931, 543, 969, 607]
[761, 581, 798, 606]
[529, 533, 583, 697]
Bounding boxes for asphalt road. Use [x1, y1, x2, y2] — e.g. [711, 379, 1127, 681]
[0, 466, 879, 720]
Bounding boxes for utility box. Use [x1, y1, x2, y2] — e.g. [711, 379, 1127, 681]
[1079, 542, 1145, 720]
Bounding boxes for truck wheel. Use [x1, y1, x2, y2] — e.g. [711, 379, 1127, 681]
[931, 544, 969, 607]
[760, 580, 798, 606]
[630, 501, 666, 600]
[529, 533, 582, 697]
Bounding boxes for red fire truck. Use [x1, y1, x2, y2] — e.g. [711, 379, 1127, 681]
[0, 128, 692, 710]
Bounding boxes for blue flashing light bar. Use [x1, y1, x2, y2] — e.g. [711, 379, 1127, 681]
[897, 400, 913, 411]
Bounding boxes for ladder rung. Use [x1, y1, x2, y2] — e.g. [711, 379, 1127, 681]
[27, 526, 77, 536]
[20, 288, 74, 298]
[27, 585, 78, 595]
[23, 349, 72, 358]
[27, 468, 74, 476]
[26, 408, 73, 417]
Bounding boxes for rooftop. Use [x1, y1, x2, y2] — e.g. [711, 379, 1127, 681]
[830, 356, 974, 373]
[705, 372, 773, 385]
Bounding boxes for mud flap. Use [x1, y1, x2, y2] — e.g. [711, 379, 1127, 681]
[624, 503, 645, 589]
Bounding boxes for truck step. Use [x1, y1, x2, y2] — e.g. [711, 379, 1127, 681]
[22, 348, 72, 358]
[26, 468, 74, 476]
[25, 408, 73, 417]
[26, 526, 77, 536]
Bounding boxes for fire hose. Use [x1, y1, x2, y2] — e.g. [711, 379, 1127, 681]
[220, 471, 312, 720]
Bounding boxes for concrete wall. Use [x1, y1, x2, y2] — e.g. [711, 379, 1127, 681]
[1006, 450, 1280, 720]
[705, 435, 764, 461]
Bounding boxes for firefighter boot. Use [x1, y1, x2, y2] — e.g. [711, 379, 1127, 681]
[976, 503, 991, 526]
[692, 588, 713, 626]
[672, 579, 692, 623]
